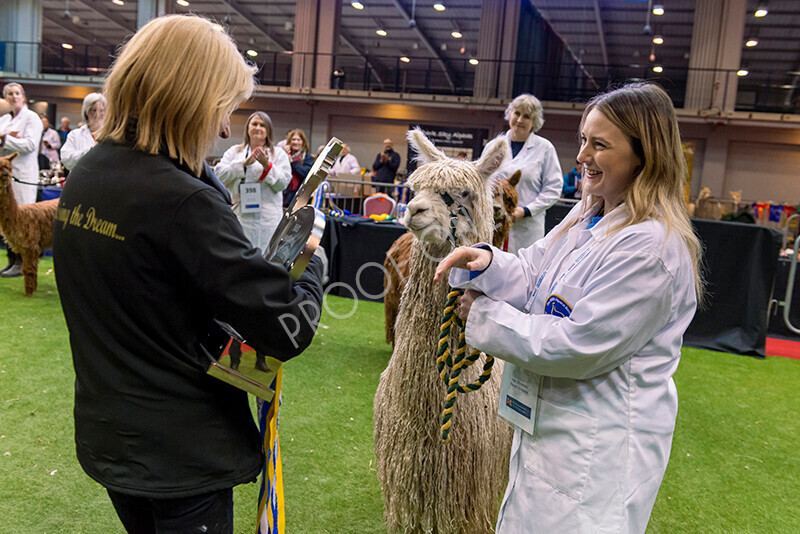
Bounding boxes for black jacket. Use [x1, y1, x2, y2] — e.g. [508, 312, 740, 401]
[53, 141, 323, 497]
[372, 149, 400, 184]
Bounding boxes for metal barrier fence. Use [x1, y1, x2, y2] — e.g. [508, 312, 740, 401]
[323, 178, 411, 217]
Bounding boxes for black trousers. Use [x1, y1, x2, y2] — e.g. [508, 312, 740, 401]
[0, 235, 17, 265]
[107, 488, 234, 534]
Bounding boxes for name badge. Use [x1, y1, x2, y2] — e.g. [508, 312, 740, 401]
[497, 362, 538, 435]
[239, 182, 261, 214]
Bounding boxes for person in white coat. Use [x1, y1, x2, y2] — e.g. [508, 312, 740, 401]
[435, 83, 703, 534]
[0, 82, 43, 277]
[214, 111, 291, 251]
[329, 143, 361, 177]
[61, 93, 106, 171]
[489, 94, 563, 253]
[39, 116, 62, 165]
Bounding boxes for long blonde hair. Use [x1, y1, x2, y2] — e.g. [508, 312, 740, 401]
[577, 83, 704, 301]
[99, 15, 256, 176]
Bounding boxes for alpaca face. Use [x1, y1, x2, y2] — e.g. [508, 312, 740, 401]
[0, 153, 18, 191]
[404, 187, 477, 246]
[403, 129, 509, 249]
[492, 176, 520, 228]
[0, 152, 17, 178]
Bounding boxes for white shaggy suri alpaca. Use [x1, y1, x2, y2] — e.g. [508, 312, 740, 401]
[373, 129, 512, 534]
[0, 153, 59, 296]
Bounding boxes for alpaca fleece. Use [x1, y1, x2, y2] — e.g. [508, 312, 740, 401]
[383, 170, 521, 346]
[373, 130, 512, 534]
[0, 153, 58, 296]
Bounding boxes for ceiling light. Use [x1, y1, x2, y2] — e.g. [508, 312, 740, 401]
[469, 58, 479, 66]
[737, 69, 749, 76]
[400, 56, 410, 63]
[652, 5, 664, 16]
[62, 43, 73, 49]
[376, 29, 387, 36]
[745, 39, 758, 47]
[652, 35, 664, 45]
[112, 0, 124, 5]
[246, 49, 258, 57]
[652, 65, 663, 73]
[351, 1, 364, 9]
[176, 0, 189, 6]
[754, 5, 768, 17]
[451, 31, 462, 39]
[434, 3, 446, 11]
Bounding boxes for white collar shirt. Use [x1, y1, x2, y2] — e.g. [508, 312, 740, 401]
[449, 200, 697, 533]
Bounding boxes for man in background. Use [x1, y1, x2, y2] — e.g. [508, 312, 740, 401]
[562, 161, 582, 200]
[372, 138, 400, 185]
[57, 116, 71, 146]
[330, 143, 361, 177]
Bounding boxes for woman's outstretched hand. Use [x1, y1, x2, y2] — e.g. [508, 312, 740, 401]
[433, 246, 492, 282]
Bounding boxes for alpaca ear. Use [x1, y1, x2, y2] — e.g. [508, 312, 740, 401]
[407, 128, 447, 165]
[474, 137, 508, 181]
[507, 169, 522, 188]
[6, 152, 18, 162]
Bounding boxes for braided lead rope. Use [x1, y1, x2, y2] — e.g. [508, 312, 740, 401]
[436, 288, 496, 443]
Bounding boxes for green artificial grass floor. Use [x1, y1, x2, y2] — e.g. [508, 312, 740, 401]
[1, 257, 799, 533]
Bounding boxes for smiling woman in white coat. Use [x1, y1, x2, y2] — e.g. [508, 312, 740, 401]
[489, 93, 563, 253]
[0, 82, 44, 276]
[436, 83, 703, 534]
[214, 111, 291, 251]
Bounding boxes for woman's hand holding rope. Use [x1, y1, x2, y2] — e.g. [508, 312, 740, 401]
[434, 246, 493, 321]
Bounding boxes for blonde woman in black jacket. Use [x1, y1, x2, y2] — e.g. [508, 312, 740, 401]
[53, 15, 323, 533]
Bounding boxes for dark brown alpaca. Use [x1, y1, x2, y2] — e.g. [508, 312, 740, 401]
[0, 153, 59, 296]
[383, 170, 521, 345]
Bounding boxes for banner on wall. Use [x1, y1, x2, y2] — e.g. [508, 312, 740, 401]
[406, 124, 489, 175]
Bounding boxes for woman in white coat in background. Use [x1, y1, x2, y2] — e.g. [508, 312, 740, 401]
[491, 93, 563, 253]
[61, 92, 106, 171]
[214, 111, 291, 251]
[435, 83, 703, 534]
[0, 82, 43, 277]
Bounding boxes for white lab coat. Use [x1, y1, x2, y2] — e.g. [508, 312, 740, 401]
[489, 131, 563, 253]
[61, 125, 96, 171]
[214, 144, 291, 251]
[40, 127, 61, 162]
[0, 106, 43, 205]
[450, 201, 697, 534]
[330, 152, 361, 177]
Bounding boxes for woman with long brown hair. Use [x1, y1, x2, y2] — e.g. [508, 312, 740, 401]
[282, 128, 314, 207]
[436, 83, 702, 534]
[215, 111, 291, 250]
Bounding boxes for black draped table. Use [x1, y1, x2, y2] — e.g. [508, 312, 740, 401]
[321, 210, 783, 357]
[320, 215, 407, 302]
[684, 220, 782, 357]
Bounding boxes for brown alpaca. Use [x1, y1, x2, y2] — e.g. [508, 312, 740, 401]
[0, 153, 59, 296]
[383, 170, 520, 345]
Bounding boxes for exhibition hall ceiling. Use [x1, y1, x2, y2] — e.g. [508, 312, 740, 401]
[38, 0, 800, 86]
